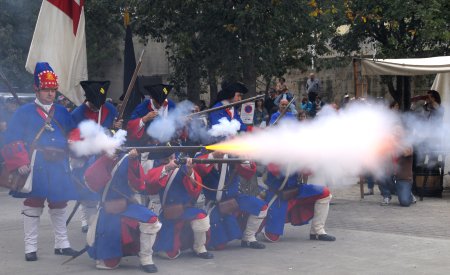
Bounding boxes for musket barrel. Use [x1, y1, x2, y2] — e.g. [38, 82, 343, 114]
[176, 158, 250, 165]
[120, 146, 207, 154]
[186, 94, 264, 118]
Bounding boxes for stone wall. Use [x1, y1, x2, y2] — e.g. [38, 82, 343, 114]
[278, 61, 435, 107]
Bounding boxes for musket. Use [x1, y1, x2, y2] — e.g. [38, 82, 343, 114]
[175, 158, 251, 165]
[186, 94, 265, 118]
[0, 68, 22, 105]
[116, 49, 145, 125]
[66, 201, 81, 226]
[62, 245, 89, 265]
[119, 145, 208, 154]
[61, 183, 142, 265]
[272, 96, 296, 126]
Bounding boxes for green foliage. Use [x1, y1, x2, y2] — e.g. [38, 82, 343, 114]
[130, 0, 338, 97]
[0, 0, 40, 90]
[0, 0, 125, 89]
[331, 0, 450, 58]
[84, 0, 126, 78]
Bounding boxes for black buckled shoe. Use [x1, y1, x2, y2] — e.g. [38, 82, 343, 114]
[25, 252, 37, 261]
[195, 251, 214, 259]
[241, 240, 266, 249]
[310, 234, 336, 241]
[54, 247, 78, 256]
[141, 264, 158, 273]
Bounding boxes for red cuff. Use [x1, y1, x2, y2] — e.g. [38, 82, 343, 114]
[236, 161, 256, 180]
[145, 165, 168, 194]
[193, 154, 214, 176]
[182, 170, 202, 198]
[267, 163, 281, 177]
[67, 128, 81, 142]
[128, 159, 146, 191]
[126, 118, 145, 141]
[1, 141, 30, 172]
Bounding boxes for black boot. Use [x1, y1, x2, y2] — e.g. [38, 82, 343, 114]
[195, 251, 214, 259]
[141, 264, 158, 273]
[241, 240, 266, 249]
[25, 252, 37, 261]
[54, 247, 78, 256]
[310, 234, 336, 241]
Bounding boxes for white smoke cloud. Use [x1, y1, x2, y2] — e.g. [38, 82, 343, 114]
[208, 117, 241, 137]
[69, 120, 127, 157]
[213, 102, 405, 185]
[146, 100, 194, 143]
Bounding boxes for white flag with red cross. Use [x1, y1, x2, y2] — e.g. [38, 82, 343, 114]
[26, 0, 88, 106]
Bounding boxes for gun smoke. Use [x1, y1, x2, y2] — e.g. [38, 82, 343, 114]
[69, 120, 127, 157]
[146, 100, 195, 143]
[211, 101, 447, 186]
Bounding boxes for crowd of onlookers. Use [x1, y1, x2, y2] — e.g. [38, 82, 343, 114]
[253, 74, 333, 127]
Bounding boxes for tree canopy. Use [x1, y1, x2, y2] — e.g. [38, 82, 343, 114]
[331, 0, 450, 58]
[1, 0, 448, 102]
[0, 0, 125, 90]
[130, 0, 340, 101]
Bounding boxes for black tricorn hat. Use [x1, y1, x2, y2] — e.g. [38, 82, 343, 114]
[146, 141, 178, 160]
[144, 84, 173, 105]
[216, 82, 248, 102]
[80, 80, 110, 109]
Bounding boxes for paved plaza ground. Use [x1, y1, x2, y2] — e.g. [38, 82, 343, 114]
[1, 181, 450, 275]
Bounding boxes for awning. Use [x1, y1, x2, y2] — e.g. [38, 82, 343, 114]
[359, 56, 450, 76]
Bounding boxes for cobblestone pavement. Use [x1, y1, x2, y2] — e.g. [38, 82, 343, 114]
[328, 184, 450, 239]
[1, 182, 450, 275]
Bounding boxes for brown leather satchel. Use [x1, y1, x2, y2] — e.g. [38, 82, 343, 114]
[104, 198, 127, 214]
[280, 187, 298, 201]
[163, 204, 184, 220]
[218, 198, 239, 215]
[41, 147, 67, 161]
[0, 167, 28, 191]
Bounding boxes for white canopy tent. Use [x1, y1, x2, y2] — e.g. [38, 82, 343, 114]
[358, 56, 450, 102]
[359, 56, 450, 179]
[359, 56, 450, 76]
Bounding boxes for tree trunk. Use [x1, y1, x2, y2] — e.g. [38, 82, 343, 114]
[242, 49, 257, 97]
[387, 76, 410, 111]
[207, 65, 218, 105]
[186, 61, 201, 103]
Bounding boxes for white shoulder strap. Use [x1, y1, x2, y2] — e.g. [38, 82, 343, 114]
[101, 154, 128, 203]
[162, 168, 179, 206]
[215, 154, 228, 201]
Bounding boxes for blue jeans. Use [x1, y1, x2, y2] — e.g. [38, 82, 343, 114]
[379, 177, 413, 207]
[366, 175, 375, 189]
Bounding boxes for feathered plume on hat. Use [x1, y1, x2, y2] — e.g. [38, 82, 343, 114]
[34, 62, 58, 90]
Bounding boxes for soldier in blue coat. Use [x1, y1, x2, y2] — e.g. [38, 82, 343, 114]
[145, 153, 213, 260]
[1, 62, 78, 261]
[260, 107, 335, 243]
[261, 164, 335, 242]
[84, 149, 161, 273]
[208, 82, 248, 132]
[70, 80, 121, 233]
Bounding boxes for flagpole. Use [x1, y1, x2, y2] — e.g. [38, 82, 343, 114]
[116, 48, 145, 125]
